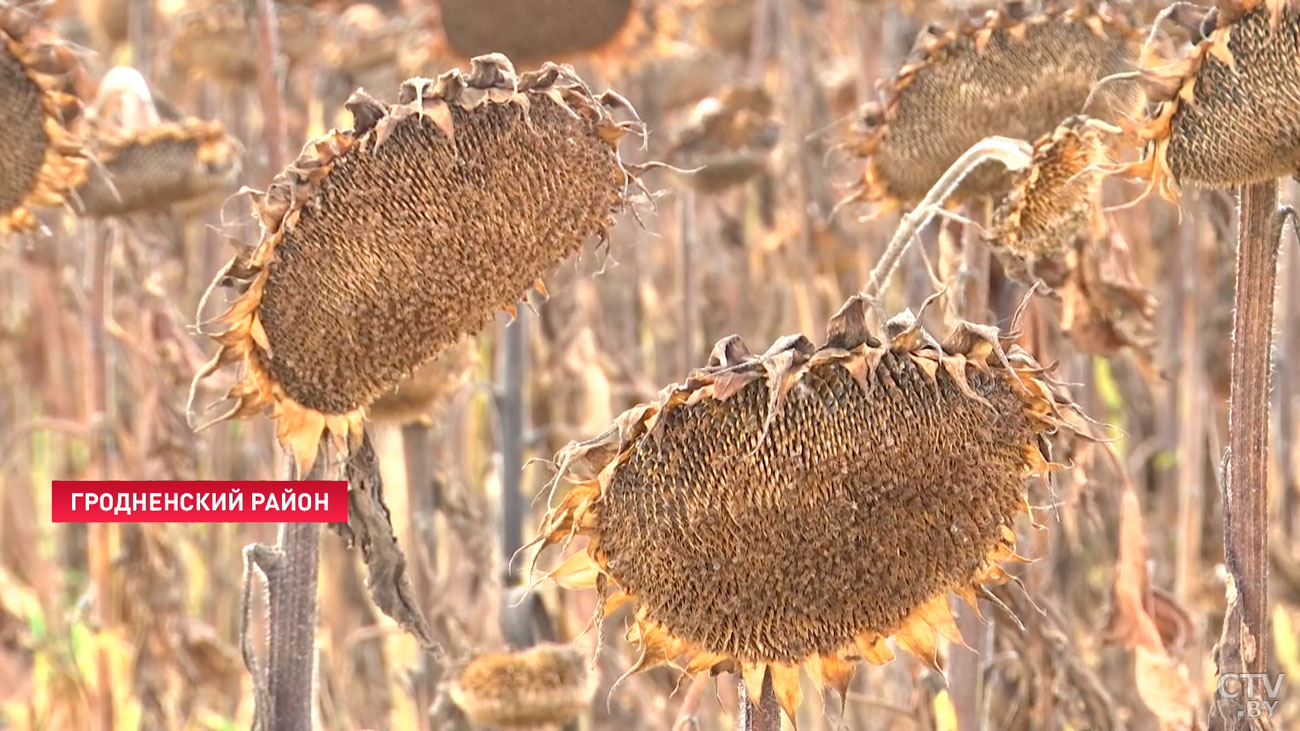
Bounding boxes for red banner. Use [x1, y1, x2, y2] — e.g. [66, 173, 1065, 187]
[51, 481, 349, 523]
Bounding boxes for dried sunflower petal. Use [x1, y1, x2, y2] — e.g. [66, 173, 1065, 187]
[448, 643, 595, 728]
[75, 119, 239, 217]
[1124, 0, 1300, 202]
[534, 294, 1093, 721]
[0, 4, 87, 234]
[193, 56, 644, 475]
[848, 1, 1141, 209]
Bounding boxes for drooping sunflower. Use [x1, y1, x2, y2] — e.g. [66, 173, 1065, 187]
[0, 3, 86, 234]
[989, 115, 1117, 279]
[667, 84, 779, 194]
[448, 643, 595, 729]
[74, 118, 239, 218]
[847, 0, 1141, 212]
[533, 294, 1093, 720]
[1124, 0, 1300, 203]
[191, 55, 645, 475]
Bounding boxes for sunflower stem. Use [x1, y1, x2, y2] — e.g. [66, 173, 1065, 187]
[737, 673, 781, 731]
[497, 310, 529, 583]
[402, 421, 443, 727]
[245, 444, 326, 731]
[86, 222, 117, 731]
[1210, 179, 1280, 728]
[249, 0, 286, 175]
[863, 137, 1032, 298]
[127, 0, 153, 80]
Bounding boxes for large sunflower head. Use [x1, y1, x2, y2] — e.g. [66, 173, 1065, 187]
[191, 56, 645, 475]
[0, 3, 86, 234]
[1123, 0, 1300, 202]
[533, 294, 1094, 720]
[448, 643, 595, 729]
[847, 0, 1141, 211]
[74, 118, 239, 217]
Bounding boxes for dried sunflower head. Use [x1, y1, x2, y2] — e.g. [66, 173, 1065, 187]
[0, 3, 86, 234]
[434, 0, 637, 67]
[448, 643, 595, 728]
[367, 337, 475, 425]
[668, 84, 779, 193]
[989, 115, 1115, 274]
[533, 294, 1093, 720]
[192, 56, 645, 475]
[75, 119, 239, 218]
[171, 3, 318, 83]
[1126, 0, 1300, 201]
[848, 1, 1141, 211]
[323, 3, 408, 74]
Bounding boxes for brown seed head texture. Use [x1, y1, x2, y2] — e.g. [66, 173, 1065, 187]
[193, 56, 642, 475]
[989, 115, 1113, 265]
[0, 4, 86, 233]
[76, 119, 239, 217]
[449, 643, 595, 728]
[849, 1, 1140, 210]
[436, 0, 635, 66]
[1127, 0, 1300, 202]
[536, 295, 1092, 720]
